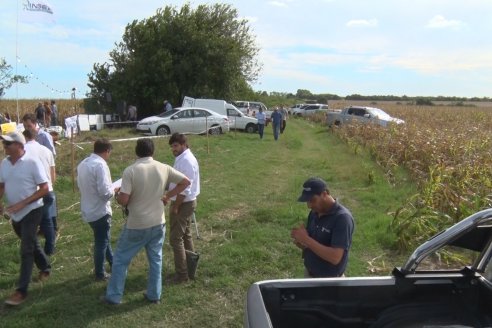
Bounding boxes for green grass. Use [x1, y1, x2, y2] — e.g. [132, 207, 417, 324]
[0, 119, 416, 327]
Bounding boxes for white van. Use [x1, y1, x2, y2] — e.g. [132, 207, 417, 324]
[182, 97, 258, 133]
[234, 101, 268, 115]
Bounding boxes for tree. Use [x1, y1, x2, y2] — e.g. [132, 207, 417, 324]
[0, 58, 28, 98]
[87, 3, 261, 118]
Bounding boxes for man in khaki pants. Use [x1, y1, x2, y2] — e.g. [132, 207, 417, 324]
[168, 133, 200, 283]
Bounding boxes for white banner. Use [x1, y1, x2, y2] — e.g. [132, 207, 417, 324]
[20, 0, 55, 24]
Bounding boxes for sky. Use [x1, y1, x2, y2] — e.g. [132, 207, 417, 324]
[1, 0, 492, 99]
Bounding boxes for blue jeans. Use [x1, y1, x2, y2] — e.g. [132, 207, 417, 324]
[88, 214, 113, 279]
[273, 123, 280, 140]
[12, 207, 51, 295]
[40, 191, 56, 255]
[257, 123, 264, 139]
[106, 224, 165, 304]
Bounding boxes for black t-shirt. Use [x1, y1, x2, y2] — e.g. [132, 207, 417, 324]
[303, 202, 354, 277]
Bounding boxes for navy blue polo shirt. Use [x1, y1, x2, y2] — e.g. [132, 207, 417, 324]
[303, 201, 354, 277]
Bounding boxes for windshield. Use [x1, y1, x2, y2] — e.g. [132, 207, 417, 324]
[157, 109, 180, 118]
[367, 108, 392, 119]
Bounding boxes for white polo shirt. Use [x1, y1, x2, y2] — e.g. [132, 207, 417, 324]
[24, 140, 55, 191]
[0, 152, 48, 222]
[169, 148, 200, 202]
[77, 153, 114, 222]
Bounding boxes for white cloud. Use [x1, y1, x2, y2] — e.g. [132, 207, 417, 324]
[346, 19, 378, 28]
[268, 1, 288, 7]
[393, 51, 492, 74]
[426, 15, 465, 29]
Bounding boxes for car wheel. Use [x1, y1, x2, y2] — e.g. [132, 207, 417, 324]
[245, 123, 256, 134]
[156, 125, 170, 136]
[334, 121, 341, 126]
[209, 125, 221, 135]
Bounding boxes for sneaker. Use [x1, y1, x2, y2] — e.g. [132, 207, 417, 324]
[5, 291, 27, 306]
[95, 273, 111, 282]
[143, 293, 160, 305]
[36, 271, 50, 283]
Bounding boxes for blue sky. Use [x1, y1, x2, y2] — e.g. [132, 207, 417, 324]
[1, 0, 492, 99]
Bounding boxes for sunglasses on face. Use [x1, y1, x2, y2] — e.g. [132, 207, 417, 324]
[2, 141, 14, 146]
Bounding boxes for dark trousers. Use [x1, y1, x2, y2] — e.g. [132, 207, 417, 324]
[257, 123, 265, 139]
[281, 120, 286, 133]
[89, 214, 113, 278]
[40, 191, 56, 255]
[12, 207, 51, 295]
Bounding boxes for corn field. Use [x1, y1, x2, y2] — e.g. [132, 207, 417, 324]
[311, 104, 492, 251]
[0, 98, 85, 123]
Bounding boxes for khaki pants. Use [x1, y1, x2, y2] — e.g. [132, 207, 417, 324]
[170, 200, 196, 279]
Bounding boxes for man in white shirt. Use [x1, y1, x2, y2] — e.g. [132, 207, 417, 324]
[77, 139, 114, 281]
[168, 133, 201, 283]
[0, 131, 50, 306]
[23, 129, 57, 255]
[255, 108, 266, 139]
[104, 138, 189, 304]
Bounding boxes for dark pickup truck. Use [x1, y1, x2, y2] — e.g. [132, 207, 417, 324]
[245, 208, 492, 328]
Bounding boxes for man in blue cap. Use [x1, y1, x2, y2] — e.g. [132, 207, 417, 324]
[291, 177, 355, 278]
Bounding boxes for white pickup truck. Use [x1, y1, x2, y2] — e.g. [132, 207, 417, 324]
[326, 106, 404, 127]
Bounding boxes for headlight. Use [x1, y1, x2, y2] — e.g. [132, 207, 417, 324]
[139, 121, 159, 125]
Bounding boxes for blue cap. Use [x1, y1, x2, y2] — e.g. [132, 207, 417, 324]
[297, 177, 328, 202]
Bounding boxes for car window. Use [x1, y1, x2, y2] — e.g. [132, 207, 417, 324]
[193, 109, 210, 117]
[305, 105, 316, 110]
[175, 109, 192, 119]
[157, 109, 180, 117]
[418, 245, 480, 271]
[227, 109, 240, 116]
[321, 105, 329, 109]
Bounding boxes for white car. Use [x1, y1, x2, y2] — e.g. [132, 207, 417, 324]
[293, 104, 329, 117]
[326, 106, 405, 127]
[136, 107, 229, 136]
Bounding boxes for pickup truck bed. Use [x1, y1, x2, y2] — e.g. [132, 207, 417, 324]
[245, 209, 492, 328]
[247, 272, 492, 327]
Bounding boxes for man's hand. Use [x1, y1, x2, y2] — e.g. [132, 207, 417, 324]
[7, 201, 26, 214]
[291, 224, 310, 248]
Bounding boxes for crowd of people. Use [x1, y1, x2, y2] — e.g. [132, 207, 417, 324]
[0, 130, 202, 306]
[34, 100, 58, 127]
[0, 109, 356, 306]
[255, 105, 289, 141]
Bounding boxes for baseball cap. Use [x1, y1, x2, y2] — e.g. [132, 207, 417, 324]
[297, 177, 328, 202]
[1, 131, 26, 145]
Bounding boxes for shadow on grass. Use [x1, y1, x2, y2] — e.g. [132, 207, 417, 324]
[0, 274, 152, 327]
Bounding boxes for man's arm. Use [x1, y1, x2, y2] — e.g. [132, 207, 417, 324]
[163, 177, 190, 205]
[50, 166, 56, 184]
[291, 224, 344, 265]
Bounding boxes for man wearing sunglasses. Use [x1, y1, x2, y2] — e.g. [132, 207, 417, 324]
[0, 131, 51, 306]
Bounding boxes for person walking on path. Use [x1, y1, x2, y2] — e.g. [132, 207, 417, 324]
[103, 138, 190, 305]
[168, 133, 200, 283]
[77, 138, 115, 281]
[0, 131, 51, 306]
[271, 107, 282, 141]
[291, 177, 355, 278]
[280, 106, 288, 134]
[255, 108, 266, 139]
[23, 129, 57, 256]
